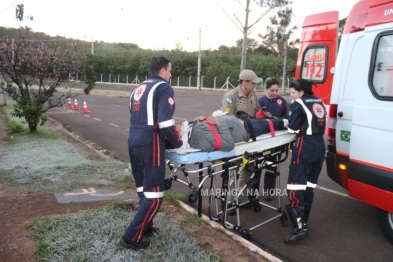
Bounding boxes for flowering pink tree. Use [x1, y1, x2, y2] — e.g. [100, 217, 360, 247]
[0, 30, 90, 132]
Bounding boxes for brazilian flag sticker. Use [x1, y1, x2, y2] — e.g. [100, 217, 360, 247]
[340, 130, 351, 142]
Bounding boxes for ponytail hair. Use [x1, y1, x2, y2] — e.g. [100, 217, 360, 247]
[290, 78, 314, 95]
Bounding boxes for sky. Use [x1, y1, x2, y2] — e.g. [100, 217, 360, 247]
[0, 0, 360, 52]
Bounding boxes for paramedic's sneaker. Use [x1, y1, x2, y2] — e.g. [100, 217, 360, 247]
[145, 226, 160, 237]
[119, 236, 150, 250]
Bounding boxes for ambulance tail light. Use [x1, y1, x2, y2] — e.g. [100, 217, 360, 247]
[327, 104, 337, 152]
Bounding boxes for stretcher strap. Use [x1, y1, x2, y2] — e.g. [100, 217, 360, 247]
[206, 123, 221, 150]
[266, 119, 275, 137]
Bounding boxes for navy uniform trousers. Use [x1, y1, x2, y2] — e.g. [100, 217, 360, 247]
[123, 142, 165, 242]
[287, 136, 325, 207]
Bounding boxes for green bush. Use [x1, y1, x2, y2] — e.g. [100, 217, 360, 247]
[8, 120, 24, 133]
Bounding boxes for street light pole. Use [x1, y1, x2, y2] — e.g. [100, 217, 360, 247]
[282, 34, 288, 94]
[91, 35, 94, 55]
[197, 27, 201, 91]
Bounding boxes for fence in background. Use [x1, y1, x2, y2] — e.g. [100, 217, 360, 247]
[69, 73, 293, 91]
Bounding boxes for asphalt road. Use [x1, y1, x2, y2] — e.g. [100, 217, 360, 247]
[48, 88, 393, 262]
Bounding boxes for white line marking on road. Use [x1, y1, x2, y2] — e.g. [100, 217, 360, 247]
[110, 123, 119, 128]
[317, 186, 350, 198]
[94, 118, 101, 121]
[84, 115, 90, 117]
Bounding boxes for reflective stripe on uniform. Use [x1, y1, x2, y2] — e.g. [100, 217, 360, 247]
[136, 186, 143, 192]
[295, 98, 313, 135]
[147, 81, 166, 126]
[307, 181, 317, 188]
[144, 191, 164, 198]
[287, 184, 307, 190]
[159, 119, 175, 128]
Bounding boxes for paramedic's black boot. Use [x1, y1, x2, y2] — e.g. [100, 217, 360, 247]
[284, 205, 309, 244]
[145, 226, 160, 237]
[119, 236, 150, 250]
[303, 203, 312, 230]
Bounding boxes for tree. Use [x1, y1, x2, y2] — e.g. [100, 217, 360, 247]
[259, 3, 298, 92]
[0, 29, 91, 132]
[236, 38, 259, 54]
[217, 0, 288, 71]
[259, 5, 298, 57]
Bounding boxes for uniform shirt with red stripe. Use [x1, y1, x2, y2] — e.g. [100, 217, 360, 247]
[128, 75, 182, 149]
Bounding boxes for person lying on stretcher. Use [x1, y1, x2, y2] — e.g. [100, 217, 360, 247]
[169, 110, 288, 154]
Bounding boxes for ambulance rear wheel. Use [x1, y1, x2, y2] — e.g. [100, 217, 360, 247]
[164, 179, 172, 190]
[187, 192, 198, 204]
[377, 209, 393, 245]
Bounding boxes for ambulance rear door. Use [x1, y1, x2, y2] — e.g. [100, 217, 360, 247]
[295, 11, 339, 105]
[344, 0, 393, 212]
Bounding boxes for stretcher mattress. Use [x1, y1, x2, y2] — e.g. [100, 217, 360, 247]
[165, 130, 295, 164]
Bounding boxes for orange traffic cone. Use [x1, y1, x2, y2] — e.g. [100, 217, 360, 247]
[73, 99, 79, 110]
[67, 98, 72, 109]
[82, 101, 89, 114]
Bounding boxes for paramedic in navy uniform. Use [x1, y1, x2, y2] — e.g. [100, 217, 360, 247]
[120, 56, 183, 250]
[284, 78, 326, 244]
[258, 77, 288, 201]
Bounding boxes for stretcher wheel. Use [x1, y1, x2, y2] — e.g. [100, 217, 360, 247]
[240, 229, 252, 240]
[164, 178, 172, 190]
[187, 192, 198, 204]
[252, 202, 261, 213]
[280, 211, 288, 226]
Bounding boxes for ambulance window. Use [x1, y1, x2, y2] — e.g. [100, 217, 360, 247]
[300, 45, 327, 83]
[371, 33, 393, 100]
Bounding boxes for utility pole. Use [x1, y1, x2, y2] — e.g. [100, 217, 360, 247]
[91, 35, 94, 55]
[197, 27, 201, 91]
[282, 29, 288, 94]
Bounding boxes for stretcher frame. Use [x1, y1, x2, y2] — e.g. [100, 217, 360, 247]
[165, 131, 295, 240]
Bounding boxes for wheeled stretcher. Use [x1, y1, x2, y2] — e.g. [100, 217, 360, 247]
[165, 130, 296, 240]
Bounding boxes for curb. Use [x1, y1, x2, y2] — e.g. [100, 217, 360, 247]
[177, 201, 283, 262]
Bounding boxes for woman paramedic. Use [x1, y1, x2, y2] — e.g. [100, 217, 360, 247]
[258, 77, 288, 201]
[284, 78, 326, 244]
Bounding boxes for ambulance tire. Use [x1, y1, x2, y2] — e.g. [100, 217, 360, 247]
[376, 209, 393, 245]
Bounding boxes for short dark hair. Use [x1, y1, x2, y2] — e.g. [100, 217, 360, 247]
[150, 56, 170, 75]
[264, 77, 279, 89]
[290, 78, 314, 95]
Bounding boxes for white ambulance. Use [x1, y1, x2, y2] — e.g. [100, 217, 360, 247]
[295, 0, 393, 244]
